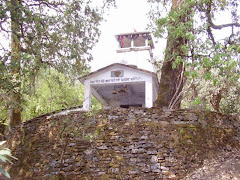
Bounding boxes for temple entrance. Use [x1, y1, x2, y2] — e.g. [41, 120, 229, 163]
[120, 104, 142, 108]
[80, 32, 159, 111]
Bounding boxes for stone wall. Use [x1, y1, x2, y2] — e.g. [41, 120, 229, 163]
[5, 108, 240, 179]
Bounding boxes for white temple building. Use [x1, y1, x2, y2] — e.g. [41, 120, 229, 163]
[80, 31, 159, 110]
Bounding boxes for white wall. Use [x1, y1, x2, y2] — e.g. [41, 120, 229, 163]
[82, 65, 157, 110]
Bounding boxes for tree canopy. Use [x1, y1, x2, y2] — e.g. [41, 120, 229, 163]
[149, 0, 240, 112]
[0, 0, 115, 129]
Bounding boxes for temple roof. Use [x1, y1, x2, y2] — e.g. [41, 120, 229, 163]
[79, 63, 157, 82]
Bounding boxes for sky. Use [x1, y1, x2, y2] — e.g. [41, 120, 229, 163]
[90, 0, 163, 71]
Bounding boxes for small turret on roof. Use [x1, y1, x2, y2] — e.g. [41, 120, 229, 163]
[115, 31, 154, 53]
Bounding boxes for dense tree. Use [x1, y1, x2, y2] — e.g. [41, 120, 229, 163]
[149, 0, 240, 111]
[21, 68, 101, 121]
[152, 0, 189, 109]
[21, 68, 84, 121]
[181, 68, 240, 113]
[0, 0, 115, 130]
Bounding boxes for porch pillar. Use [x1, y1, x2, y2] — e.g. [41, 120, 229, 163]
[145, 80, 153, 108]
[83, 81, 91, 111]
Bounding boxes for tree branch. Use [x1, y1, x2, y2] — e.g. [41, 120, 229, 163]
[205, 1, 216, 45]
[0, 24, 11, 33]
[207, 25, 216, 45]
[23, 0, 65, 8]
[206, 0, 240, 30]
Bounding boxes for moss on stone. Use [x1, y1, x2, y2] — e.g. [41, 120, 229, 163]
[4, 108, 240, 179]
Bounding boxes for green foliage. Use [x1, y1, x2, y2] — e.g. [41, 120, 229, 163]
[182, 69, 240, 113]
[192, 97, 201, 105]
[149, 0, 240, 112]
[92, 96, 103, 111]
[0, 0, 114, 124]
[0, 93, 8, 125]
[21, 68, 84, 121]
[0, 66, 102, 122]
[21, 67, 102, 121]
[0, 141, 16, 178]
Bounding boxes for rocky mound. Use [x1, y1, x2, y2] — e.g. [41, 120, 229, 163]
[184, 149, 240, 180]
[3, 108, 240, 179]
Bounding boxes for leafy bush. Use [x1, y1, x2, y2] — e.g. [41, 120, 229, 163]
[0, 141, 16, 178]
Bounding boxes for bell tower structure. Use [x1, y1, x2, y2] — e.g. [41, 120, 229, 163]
[81, 32, 158, 111]
[115, 31, 155, 72]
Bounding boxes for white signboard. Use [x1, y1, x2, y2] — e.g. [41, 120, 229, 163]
[90, 77, 142, 84]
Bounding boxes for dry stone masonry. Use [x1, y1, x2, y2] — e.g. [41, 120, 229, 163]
[5, 108, 240, 179]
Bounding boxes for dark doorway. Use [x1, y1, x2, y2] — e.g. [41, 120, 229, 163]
[120, 104, 142, 108]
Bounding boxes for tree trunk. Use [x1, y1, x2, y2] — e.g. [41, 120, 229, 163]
[155, 59, 185, 109]
[210, 90, 222, 112]
[9, 0, 22, 130]
[155, 0, 187, 109]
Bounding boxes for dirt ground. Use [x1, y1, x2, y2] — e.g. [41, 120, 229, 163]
[184, 149, 240, 180]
